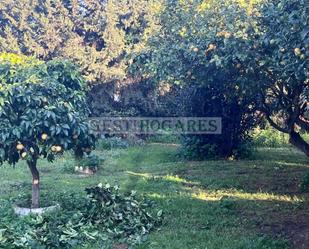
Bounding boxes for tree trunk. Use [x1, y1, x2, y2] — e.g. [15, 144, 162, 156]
[289, 131, 309, 157]
[27, 158, 40, 209]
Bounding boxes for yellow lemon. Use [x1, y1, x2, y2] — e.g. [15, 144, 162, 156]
[41, 134, 48, 140]
[55, 146, 62, 152]
[51, 146, 57, 152]
[16, 144, 24, 151]
[294, 48, 301, 55]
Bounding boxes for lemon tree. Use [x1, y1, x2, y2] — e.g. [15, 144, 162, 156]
[131, 0, 308, 156]
[0, 54, 96, 208]
[130, 0, 261, 158]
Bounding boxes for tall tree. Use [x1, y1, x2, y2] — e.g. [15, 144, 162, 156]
[0, 0, 159, 84]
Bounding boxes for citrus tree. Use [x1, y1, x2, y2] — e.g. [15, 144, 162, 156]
[130, 0, 261, 158]
[255, 0, 309, 155]
[131, 0, 308, 156]
[0, 53, 96, 208]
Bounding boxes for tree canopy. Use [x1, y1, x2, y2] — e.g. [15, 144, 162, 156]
[130, 0, 309, 156]
[0, 0, 308, 156]
[255, 0, 309, 155]
[0, 0, 160, 84]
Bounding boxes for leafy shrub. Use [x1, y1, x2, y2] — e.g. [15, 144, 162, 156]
[79, 154, 105, 171]
[174, 83, 259, 160]
[96, 137, 129, 150]
[179, 136, 219, 160]
[252, 127, 289, 148]
[232, 142, 256, 160]
[179, 135, 254, 160]
[299, 171, 309, 193]
[0, 184, 163, 248]
[61, 158, 77, 173]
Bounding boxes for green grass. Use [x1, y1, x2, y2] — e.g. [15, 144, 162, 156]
[0, 144, 308, 249]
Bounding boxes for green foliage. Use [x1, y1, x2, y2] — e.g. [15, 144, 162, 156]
[0, 144, 306, 249]
[0, 0, 159, 84]
[146, 134, 180, 144]
[0, 53, 43, 88]
[299, 171, 309, 193]
[0, 53, 41, 67]
[0, 184, 162, 248]
[131, 0, 261, 158]
[85, 184, 163, 243]
[179, 135, 254, 160]
[79, 154, 105, 171]
[96, 137, 130, 150]
[0, 53, 96, 166]
[46, 59, 86, 91]
[254, 0, 308, 136]
[179, 136, 219, 160]
[131, 0, 259, 87]
[129, 0, 309, 156]
[252, 127, 290, 148]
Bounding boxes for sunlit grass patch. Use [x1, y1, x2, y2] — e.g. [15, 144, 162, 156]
[191, 189, 304, 203]
[126, 171, 198, 185]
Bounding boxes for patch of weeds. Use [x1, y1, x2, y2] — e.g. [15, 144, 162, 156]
[251, 127, 290, 148]
[61, 159, 76, 173]
[78, 154, 105, 172]
[0, 181, 29, 195]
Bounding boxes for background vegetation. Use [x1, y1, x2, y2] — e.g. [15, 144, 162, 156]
[0, 0, 308, 248]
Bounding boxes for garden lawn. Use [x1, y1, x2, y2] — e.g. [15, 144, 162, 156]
[0, 143, 308, 249]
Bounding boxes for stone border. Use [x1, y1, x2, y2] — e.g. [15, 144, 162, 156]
[13, 204, 60, 216]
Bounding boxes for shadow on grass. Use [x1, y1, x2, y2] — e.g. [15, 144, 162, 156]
[124, 171, 308, 249]
[117, 145, 309, 249]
